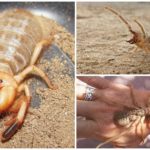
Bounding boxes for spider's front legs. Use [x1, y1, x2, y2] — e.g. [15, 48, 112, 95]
[14, 65, 57, 90]
[1, 84, 30, 142]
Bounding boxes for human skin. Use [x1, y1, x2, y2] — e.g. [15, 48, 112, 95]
[77, 77, 150, 147]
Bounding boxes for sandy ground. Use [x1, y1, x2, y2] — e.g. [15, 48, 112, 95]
[77, 2, 150, 74]
[0, 24, 74, 147]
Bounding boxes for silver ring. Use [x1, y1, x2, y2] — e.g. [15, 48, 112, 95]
[85, 87, 95, 101]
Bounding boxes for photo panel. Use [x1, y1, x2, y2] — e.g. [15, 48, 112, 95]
[77, 75, 150, 148]
[0, 2, 75, 148]
[77, 2, 150, 74]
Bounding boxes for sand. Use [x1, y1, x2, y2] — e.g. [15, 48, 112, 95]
[77, 2, 150, 74]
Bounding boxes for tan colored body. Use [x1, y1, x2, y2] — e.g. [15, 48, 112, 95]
[105, 7, 150, 54]
[0, 9, 55, 75]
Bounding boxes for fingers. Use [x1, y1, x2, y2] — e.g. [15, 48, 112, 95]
[77, 100, 98, 118]
[77, 118, 98, 138]
[78, 76, 111, 89]
[76, 85, 131, 110]
[77, 100, 118, 119]
[76, 84, 98, 100]
[76, 85, 125, 108]
[76, 85, 122, 109]
[77, 100, 116, 139]
[76, 78, 107, 101]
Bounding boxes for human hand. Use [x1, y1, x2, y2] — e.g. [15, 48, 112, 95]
[77, 77, 150, 147]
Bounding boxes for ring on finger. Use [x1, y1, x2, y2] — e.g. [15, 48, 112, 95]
[85, 86, 95, 101]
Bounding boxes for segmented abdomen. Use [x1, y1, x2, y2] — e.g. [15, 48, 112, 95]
[114, 107, 150, 126]
[0, 9, 43, 74]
